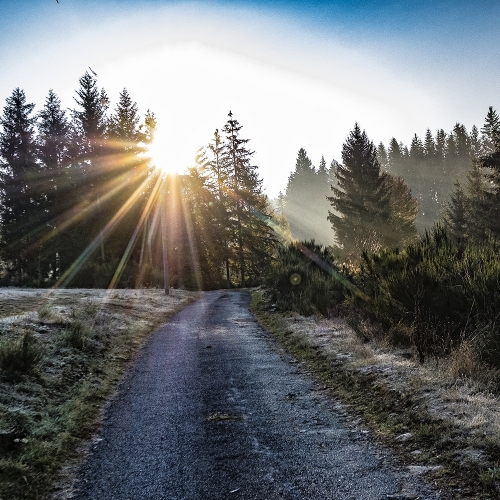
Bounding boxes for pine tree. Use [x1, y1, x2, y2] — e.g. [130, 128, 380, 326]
[221, 111, 275, 285]
[478, 134, 500, 239]
[469, 125, 482, 159]
[313, 155, 335, 244]
[377, 142, 389, 170]
[205, 129, 232, 286]
[423, 129, 436, 159]
[273, 190, 291, 241]
[283, 148, 317, 242]
[70, 71, 110, 271]
[387, 138, 403, 175]
[444, 181, 468, 240]
[72, 71, 109, 159]
[37, 89, 71, 282]
[0, 88, 39, 284]
[382, 174, 418, 247]
[410, 133, 425, 160]
[481, 106, 500, 154]
[105, 88, 149, 280]
[327, 123, 392, 257]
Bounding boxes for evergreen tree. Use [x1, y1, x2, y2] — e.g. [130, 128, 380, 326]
[327, 123, 392, 257]
[387, 137, 403, 175]
[478, 134, 500, 238]
[0, 88, 39, 284]
[453, 123, 470, 158]
[377, 142, 389, 170]
[481, 106, 500, 154]
[37, 89, 71, 282]
[435, 129, 447, 161]
[410, 133, 425, 160]
[70, 70, 110, 274]
[328, 158, 340, 187]
[205, 128, 232, 286]
[463, 162, 488, 241]
[382, 174, 418, 247]
[283, 148, 317, 242]
[442, 107, 500, 244]
[273, 190, 292, 241]
[105, 88, 150, 279]
[221, 111, 275, 285]
[313, 155, 335, 244]
[469, 125, 482, 159]
[424, 129, 436, 159]
[444, 181, 467, 240]
[72, 71, 109, 159]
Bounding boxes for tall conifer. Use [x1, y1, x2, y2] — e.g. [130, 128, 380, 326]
[37, 89, 71, 281]
[328, 123, 392, 256]
[0, 88, 39, 284]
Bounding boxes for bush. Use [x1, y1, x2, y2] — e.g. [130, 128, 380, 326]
[357, 226, 500, 362]
[263, 240, 349, 316]
[0, 331, 44, 374]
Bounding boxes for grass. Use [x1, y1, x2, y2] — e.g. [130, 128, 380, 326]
[0, 288, 199, 500]
[0, 330, 44, 375]
[251, 290, 500, 499]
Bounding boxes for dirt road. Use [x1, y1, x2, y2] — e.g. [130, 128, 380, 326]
[72, 291, 439, 499]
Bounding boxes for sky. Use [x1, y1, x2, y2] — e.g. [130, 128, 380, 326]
[0, 0, 499, 198]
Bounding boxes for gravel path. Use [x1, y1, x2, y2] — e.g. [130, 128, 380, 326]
[72, 290, 439, 500]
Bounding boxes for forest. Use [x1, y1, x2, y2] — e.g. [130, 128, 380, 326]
[1, 70, 500, 368]
[0, 71, 276, 290]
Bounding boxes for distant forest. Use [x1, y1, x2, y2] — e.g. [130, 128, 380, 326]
[281, 108, 500, 245]
[0, 69, 499, 288]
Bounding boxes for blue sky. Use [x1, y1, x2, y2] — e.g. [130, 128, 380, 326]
[0, 0, 498, 196]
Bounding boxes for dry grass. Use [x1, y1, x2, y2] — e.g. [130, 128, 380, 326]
[286, 312, 500, 448]
[0, 288, 199, 500]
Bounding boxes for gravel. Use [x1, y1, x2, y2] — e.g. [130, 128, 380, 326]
[71, 290, 440, 500]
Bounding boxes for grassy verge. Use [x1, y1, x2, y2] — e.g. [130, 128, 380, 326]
[251, 290, 500, 499]
[0, 289, 199, 500]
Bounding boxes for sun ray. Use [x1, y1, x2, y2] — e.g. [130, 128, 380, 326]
[54, 171, 159, 288]
[179, 181, 203, 291]
[28, 165, 150, 252]
[108, 175, 164, 289]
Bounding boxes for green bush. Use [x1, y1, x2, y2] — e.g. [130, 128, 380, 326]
[0, 331, 44, 374]
[357, 226, 500, 362]
[263, 240, 349, 316]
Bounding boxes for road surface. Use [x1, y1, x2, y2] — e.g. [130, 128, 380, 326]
[72, 290, 439, 499]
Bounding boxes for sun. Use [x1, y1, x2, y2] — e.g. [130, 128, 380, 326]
[144, 137, 180, 175]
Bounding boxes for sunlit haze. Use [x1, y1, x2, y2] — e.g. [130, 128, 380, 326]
[0, 0, 499, 197]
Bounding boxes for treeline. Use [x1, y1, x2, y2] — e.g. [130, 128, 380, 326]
[0, 73, 156, 287]
[377, 110, 499, 230]
[0, 72, 275, 288]
[281, 124, 419, 259]
[281, 108, 499, 243]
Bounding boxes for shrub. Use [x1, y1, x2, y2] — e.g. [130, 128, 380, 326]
[263, 240, 349, 316]
[0, 331, 44, 374]
[447, 340, 481, 379]
[356, 226, 500, 362]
